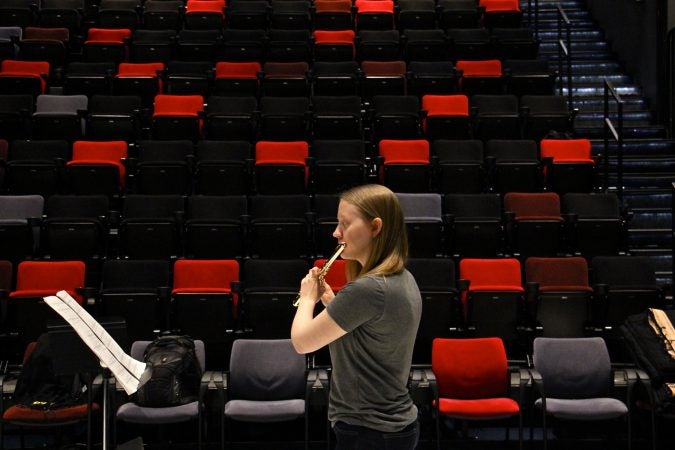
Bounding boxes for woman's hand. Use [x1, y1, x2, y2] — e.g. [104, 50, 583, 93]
[298, 267, 324, 304]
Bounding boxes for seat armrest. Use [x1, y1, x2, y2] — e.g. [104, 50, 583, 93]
[529, 368, 543, 393]
[634, 368, 651, 385]
[219, 370, 229, 404]
[612, 366, 640, 405]
[509, 366, 530, 388]
[457, 278, 470, 292]
[422, 368, 438, 398]
[306, 369, 316, 399]
[200, 370, 215, 402]
[307, 368, 329, 402]
[0, 372, 5, 412]
[508, 366, 529, 402]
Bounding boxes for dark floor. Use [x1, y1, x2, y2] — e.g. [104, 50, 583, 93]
[2, 412, 668, 450]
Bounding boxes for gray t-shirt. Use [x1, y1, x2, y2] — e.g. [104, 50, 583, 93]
[326, 269, 422, 432]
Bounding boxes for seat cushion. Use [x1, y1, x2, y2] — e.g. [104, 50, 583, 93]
[225, 399, 305, 423]
[436, 397, 520, 419]
[3, 403, 99, 423]
[535, 397, 628, 421]
[116, 401, 199, 424]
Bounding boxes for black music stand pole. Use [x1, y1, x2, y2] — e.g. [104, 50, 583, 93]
[101, 367, 112, 450]
[47, 318, 128, 450]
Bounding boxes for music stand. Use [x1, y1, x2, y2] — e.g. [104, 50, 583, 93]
[47, 317, 128, 450]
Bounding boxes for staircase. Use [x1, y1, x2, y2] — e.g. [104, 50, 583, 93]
[529, 0, 675, 288]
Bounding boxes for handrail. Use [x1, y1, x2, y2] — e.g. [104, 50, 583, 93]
[603, 78, 624, 199]
[671, 182, 674, 291]
[527, 0, 540, 39]
[666, 27, 675, 138]
[557, 4, 573, 108]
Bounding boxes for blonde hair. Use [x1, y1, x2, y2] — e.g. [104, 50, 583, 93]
[339, 184, 408, 280]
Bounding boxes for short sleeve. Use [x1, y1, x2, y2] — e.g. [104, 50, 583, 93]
[326, 276, 385, 332]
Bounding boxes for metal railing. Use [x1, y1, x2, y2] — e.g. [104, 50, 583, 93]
[666, 27, 675, 137]
[527, 0, 540, 39]
[557, 4, 573, 108]
[672, 182, 675, 291]
[603, 78, 625, 199]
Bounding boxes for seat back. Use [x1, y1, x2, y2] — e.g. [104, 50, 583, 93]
[562, 193, 621, 218]
[68, 140, 128, 193]
[12, 260, 85, 303]
[0, 195, 44, 222]
[432, 337, 509, 399]
[444, 193, 501, 219]
[460, 258, 522, 292]
[173, 259, 239, 292]
[592, 256, 657, 288]
[407, 258, 460, 363]
[444, 194, 503, 257]
[254, 141, 309, 194]
[379, 139, 429, 163]
[533, 337, 612, 399]
[504, 192, 561, 220]
[540, 138, 592, 163]
[101, 259, 171, 292]
[228, 339, 306, 401]
[525, 257, 590, 291]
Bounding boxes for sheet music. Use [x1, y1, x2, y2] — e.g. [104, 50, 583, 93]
[43, 291, 147, 395]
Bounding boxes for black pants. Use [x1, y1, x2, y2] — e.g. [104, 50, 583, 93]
[334, 420, 419, 450]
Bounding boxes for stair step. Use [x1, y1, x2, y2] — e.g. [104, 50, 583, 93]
[561, 61, 623, 74]
[626, 249, 672, 276]
[542, 51, 615, 61]
[608, 173, 675, 188]
[540, 41, 610, 52]
[576, 125, 667, 139]
[622, 189, 673, 209]
[628, 229, 672, 245]
[575, 97, 648, 110]
[603, 157, 675, 173]
[535, 19, 598, 30]
[532, 5, 591, 15]
[630, 210, 672, 229]
[575, 110, 653, 122]
[560, 74, 633, 84]
[528, 0, 588, 9]
[537, 30, 604, 40]
[562, 84, 642, 97]
[591, 139, 675, 157]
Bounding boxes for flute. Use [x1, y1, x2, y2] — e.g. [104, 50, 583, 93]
[293, 243, 346, 307]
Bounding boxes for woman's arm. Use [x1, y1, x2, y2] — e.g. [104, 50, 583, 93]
[291, 268, 347, 354]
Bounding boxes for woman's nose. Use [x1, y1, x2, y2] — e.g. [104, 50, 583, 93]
[332, 226, 341, 238]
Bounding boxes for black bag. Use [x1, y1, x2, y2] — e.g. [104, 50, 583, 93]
[13, 333, 85, 410]
[620, 310, 675, 385]
[620, 310, 675, 413]
[136, 335, 202, 407]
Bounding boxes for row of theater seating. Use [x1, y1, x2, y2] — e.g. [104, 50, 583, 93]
[0, 190, 629, 264]
[1, 335, 641, 450]
[0, 0, 526, 33]
[0, 254, 664, 363]
[0, 137, 593, 199]
[0, 92, 572, 143]
[0, 58, 556, 105]
[0, 25, 540, 67]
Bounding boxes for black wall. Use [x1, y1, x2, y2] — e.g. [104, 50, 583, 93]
[585, 0, 666, 121]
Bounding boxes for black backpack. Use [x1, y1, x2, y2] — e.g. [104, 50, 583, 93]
[136, 335, 202, 407]
[13, 333, 86, 410]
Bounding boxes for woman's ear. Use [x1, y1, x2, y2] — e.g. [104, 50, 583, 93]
[371, 217, 383, 237]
